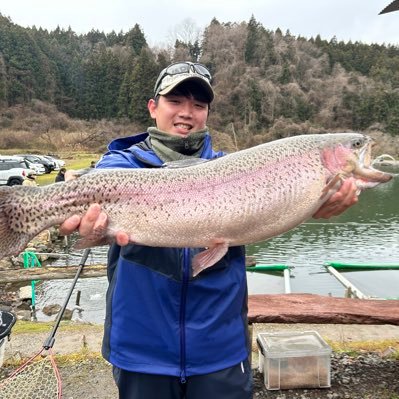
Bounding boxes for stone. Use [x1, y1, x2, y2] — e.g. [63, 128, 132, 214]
[18, 286, 32, 300]
[42, 304, 61, 316]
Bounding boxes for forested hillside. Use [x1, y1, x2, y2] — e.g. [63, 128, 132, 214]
[1, 14, 399, 152]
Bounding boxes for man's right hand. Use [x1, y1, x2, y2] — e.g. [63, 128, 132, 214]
[59, 203, 130, 246]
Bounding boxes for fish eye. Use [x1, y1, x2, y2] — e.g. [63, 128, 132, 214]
[352, 138, 364, 148]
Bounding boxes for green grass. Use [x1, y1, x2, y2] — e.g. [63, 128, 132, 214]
[36, 171, 59, 185]
[11, 320, 103, 334]
[326, 338, 399, 359]
[63, 154, 100, 170]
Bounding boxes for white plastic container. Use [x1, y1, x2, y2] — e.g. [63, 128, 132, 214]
[257, 331, 331, 390]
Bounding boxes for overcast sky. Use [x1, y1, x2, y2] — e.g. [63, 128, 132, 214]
[1, 0, 398, 47]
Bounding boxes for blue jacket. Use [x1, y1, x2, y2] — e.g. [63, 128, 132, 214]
[99, 132, 249, 379]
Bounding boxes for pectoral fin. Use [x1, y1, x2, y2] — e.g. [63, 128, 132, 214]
[320, 174, 343, 201]
[192, 241, 229, 277]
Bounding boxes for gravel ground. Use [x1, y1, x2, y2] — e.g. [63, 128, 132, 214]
[1, 323, 399, 398]
[1, 352, 398, 398]
[59, 352, 399, 399]
[253, 352, 399, 399]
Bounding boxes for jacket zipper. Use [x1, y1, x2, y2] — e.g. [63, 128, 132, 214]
[179, 248, 190, 383]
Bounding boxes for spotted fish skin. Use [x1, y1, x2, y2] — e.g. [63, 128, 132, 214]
[0, 133, 393, 275]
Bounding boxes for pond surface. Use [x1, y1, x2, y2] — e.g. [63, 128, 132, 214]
[33, 169, 399, 324]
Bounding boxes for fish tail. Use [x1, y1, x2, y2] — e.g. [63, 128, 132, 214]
[0, 187, 36, 259]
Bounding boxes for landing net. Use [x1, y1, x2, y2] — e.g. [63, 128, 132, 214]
[0, 348, 61, 399]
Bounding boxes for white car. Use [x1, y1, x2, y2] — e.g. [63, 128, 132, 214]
[17, 154, 54, 174]
[25, 159, 46, 175]
[0, 156, 32, 186]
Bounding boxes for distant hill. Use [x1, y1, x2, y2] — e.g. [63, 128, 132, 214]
[1, 14, 399, 152]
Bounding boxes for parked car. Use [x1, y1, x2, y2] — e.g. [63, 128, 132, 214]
[0, 156, 32, 186]
[43, 155, 65, 170]
[17, 154, 55, 174]
[25, 159, 46, 175]
[35, 155, 57, 171]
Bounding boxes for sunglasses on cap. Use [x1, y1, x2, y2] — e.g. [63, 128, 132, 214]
[154, 62, 212, 96]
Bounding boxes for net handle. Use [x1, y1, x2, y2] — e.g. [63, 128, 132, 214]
[43, 248, 91, 349]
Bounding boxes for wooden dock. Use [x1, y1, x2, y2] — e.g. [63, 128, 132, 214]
[0, 264, 107, 283]
[248, 293, 399, 325]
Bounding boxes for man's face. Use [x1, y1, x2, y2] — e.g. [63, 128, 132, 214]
[148, 94, 209, 137]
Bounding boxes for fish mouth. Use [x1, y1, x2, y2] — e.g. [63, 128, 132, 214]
[352, 138, 393, 187]
[323, 135, 393, 192]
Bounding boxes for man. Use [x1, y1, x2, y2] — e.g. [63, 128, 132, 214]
[22, 172, 38, 187]
[60, 62, 358, 398]
[55, 167, 67, 182]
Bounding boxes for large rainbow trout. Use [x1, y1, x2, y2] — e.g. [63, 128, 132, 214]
[0, 133, 393, 276]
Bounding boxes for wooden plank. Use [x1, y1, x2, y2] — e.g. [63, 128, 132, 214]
[0, 256, 257, 283]
[326, 266, 368, 299]
[248, 293, 399, 325]
[0, 264, 107, 283]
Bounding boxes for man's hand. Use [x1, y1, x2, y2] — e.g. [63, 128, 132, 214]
[60, 170, 130, 246]
[59, 203, 130, 246]
[313, 178, 358, 219]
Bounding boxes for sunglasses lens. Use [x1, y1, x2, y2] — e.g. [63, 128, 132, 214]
[194, 64, 211, 79]
[167, 63, 191, 75]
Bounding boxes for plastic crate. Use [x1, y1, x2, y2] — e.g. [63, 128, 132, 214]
[257, 331, 331, 390]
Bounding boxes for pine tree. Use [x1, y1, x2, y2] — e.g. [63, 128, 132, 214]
[125, 24, 147, 56]
[189, 40, 201, 62]
[0, 54, 7, 106]
[128, 49, 158, 126]
[117, 70, 132, 117]
[279, 62, 292, 84]
[244, 15, 260, 65]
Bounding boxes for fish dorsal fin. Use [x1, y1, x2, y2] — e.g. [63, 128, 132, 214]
[65, 167, 99, 179]
[162, 158, 211, 169]
[66, 167, 92, 178]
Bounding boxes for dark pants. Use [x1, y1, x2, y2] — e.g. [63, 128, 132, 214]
[113, 360, 253, 399]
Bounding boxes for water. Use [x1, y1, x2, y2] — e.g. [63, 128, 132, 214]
[32, 171, 399, 324]
[247, 169, 399, 297]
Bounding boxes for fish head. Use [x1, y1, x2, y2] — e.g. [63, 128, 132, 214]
[320, 133, 393, 190]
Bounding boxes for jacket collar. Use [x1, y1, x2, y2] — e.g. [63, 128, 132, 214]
[108, 132, 148, 151]
[107, 131, 219, 167]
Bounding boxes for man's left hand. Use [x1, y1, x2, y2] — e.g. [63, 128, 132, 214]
[313, 178, 358, 219]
